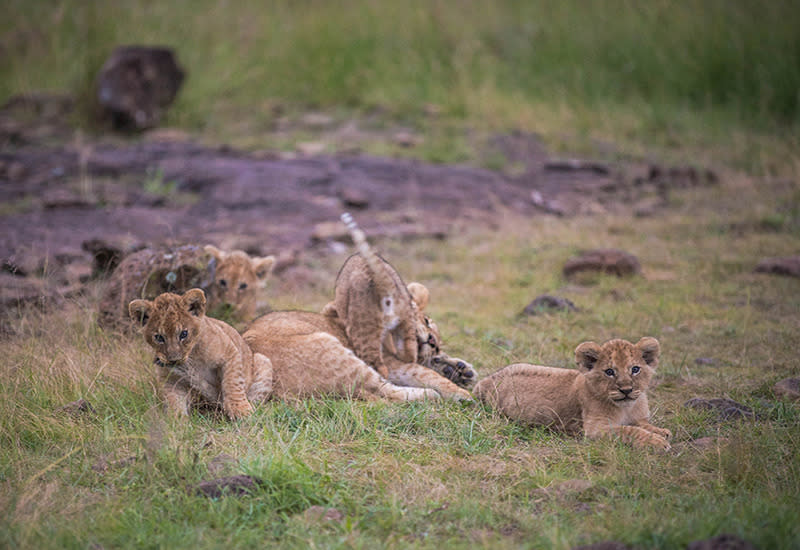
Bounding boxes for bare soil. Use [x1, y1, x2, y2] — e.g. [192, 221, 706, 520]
[0, 96, 716, 311]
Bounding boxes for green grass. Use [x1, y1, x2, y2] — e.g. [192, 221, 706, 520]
[2, 174, 800, 549]
[2, 1, 799, 165]
[3, 1, 800, 548]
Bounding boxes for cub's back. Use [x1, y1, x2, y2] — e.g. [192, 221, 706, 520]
[475, 364, 583, 433]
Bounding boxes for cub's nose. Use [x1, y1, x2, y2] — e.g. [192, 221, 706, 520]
[620, 388, 633, 396]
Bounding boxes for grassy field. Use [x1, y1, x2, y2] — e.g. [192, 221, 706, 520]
[2, 1, 800, 549]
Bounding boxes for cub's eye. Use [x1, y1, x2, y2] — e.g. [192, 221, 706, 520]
[424, 317, 431, 327]
[179, 330, 189, 340]
[433, 357, 441, 364]
[218, 279, 227, 288]
[604, 368, 615, 377]
[238, 282, 248, 290]
[154, 334, 165, 344]
[631, 366, 641, 374]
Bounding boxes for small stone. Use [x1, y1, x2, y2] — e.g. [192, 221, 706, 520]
[754, 256, 800, 278]
[296, 141, 327, 156]
[694, 357, 716, 366]
[192, 475, 262, 498]
[57, 398, 96, 416]
[686, 533, 758, 550]
[774, 377, 800, 401]
[522, 295, 578, 315]
[683, 397, 754, 421]
[563, 249, 641, 279]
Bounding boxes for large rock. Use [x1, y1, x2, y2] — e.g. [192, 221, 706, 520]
[95, 46, 185, 130]
[754, 256, 800, 278]
[563, 249, 642, 279]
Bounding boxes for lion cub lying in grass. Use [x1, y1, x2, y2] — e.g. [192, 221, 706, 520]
[475, 337, 671, 450]
[244, 281, 473, 402]
[129, 289, 273, 419]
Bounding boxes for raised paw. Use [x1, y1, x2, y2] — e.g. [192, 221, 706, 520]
[429, 355, 477, 389]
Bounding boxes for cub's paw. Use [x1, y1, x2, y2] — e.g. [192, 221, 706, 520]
[429, 355, 477, 389]
[649, 426, 672, 440]
[647, 434, 671, 452]
[224, 400, 255, 420]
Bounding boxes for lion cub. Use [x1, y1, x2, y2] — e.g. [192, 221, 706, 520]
[321, 213, 419, 378]
[100, 244, 275, 331]
[129, 288, 273, 419]
[475, 337, 671, 450]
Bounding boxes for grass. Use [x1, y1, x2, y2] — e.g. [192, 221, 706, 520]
[2, 1, 800, 548]
[2, 174, 800, 549]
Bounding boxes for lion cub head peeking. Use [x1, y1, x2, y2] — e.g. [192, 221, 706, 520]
[129, 289, 272, 420]
[475, 337, 670, 450]
[204, 245, 275, 321]
[406, 281, 476, 389]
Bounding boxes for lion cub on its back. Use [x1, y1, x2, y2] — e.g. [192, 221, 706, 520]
[475, 338, 671, 450]
[322, 213, 419, 378]
[129, 289, 272, 419]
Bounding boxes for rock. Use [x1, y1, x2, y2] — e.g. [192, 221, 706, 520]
[694, 357, 716, 366]
[773, 377, 800, 401]
[192, 475, 263, 498]
[57, 398, 96, 416]
[296, 141, 327, 156]
[81, 239, 127, 278]
[563, 249, 642, 279]
[572, 543, 630, 550]
[754, 256, 800, 278]
[95, 45, 185, 130]
[683, 397, 754, 421]
[337, 185, 370, 209]
[686, 533, 758, 550]
[522, 294, 579, 315]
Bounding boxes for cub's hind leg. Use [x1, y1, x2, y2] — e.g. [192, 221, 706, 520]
[345, 313, 390, 378]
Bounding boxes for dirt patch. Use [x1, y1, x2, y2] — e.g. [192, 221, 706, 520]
[0, 104, 718, 312]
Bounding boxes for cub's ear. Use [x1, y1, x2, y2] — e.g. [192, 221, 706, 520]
[182, 288, 207, 317]
[575, 342, 602, 372]
[204, 245, 226, 262]
[129, 299, 152, 327]
[407, 282, 430, 311]
[636, 337, 660, 368]
[253, 255, 276, 281]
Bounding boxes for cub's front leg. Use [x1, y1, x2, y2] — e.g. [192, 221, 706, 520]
[583, 418, 670, 451]
[159, 371, 193, 417]
[220, 355, 255, 420]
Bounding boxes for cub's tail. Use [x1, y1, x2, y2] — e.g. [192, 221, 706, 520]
[341, 212, 394, 295]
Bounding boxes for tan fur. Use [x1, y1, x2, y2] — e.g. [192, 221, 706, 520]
[129, 289, 273, 419]
[474, 338, 670, 450]
[244, 282, 472, 402]
[100, 244, 275, 331]
[203, 245, 275, 321]
[321, 213, 419, 378]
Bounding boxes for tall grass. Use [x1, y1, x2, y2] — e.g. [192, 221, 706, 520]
[2, 0, 799, 135]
